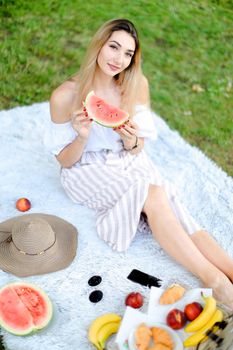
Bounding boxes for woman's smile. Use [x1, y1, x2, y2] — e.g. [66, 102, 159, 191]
[107, 63, 120, 71]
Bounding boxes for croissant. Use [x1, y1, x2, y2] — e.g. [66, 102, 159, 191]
[159, 284, 186, 305]
[151, 327, 174, 349]
[135, 323, 152, 350]
[147, 344, 171, 350]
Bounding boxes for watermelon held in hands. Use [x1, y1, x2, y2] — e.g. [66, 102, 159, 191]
[84, 90, 129, 128]
[0, 282, 53, 336]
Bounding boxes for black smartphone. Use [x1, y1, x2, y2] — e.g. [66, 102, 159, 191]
[127, 269, 162, 288]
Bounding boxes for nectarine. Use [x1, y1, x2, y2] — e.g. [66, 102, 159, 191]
[166, 308, 187, 330]
[125, 292, 143, 309]
[16, 198, 31, 212]
[184, 301, 203, 321]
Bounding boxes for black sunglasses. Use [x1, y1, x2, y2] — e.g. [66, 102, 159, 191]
[87, 269, 162, 303]
[88, 275, 103, 303]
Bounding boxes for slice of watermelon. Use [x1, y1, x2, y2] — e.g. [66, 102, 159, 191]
[84, 90, 129, 128]
[0, 282, 53, 336]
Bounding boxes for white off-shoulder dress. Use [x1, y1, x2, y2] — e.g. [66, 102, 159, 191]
[44, 105, 201, 251]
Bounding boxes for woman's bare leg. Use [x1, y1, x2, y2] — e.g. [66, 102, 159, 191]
[191, 230, 233, 282]
[143, 184, 233, 309]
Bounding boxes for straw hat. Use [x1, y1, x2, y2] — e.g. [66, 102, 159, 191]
[0, 213, 78, 277]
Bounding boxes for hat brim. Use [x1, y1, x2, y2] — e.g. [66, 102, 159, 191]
[0, 213, 78, 277]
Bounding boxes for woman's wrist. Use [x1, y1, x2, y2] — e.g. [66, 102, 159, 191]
[73, 134, 89, 150]
[77, 134, 88, 142]
[123, 135, 138, 151]
[58, 134, 88, 168]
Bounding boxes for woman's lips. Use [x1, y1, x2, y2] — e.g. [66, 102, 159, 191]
[108, 64, 120, 71]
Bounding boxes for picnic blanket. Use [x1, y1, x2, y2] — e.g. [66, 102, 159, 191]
[0, 102, 233, 350]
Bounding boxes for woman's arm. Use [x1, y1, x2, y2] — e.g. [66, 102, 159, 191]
[55, 135, 88, 168]
[119, 120, 144, 155]
[49, 84, 91, 168]
[128, 75, 150, 154]
[114, 75, 150, 154]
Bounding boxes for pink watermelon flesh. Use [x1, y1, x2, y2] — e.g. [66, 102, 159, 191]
[14, 285, 49, 327]
[0, 287, 33, 332]
[85, 91, 129, 128]
[0, 283, 52, 335]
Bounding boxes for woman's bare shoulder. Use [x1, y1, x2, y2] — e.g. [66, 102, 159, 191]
[50, 80, 78, 123]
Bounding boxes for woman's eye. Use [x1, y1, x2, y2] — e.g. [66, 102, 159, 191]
[109, 45, 132, 58]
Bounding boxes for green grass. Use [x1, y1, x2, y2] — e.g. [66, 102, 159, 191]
[1, 0, 233, 176]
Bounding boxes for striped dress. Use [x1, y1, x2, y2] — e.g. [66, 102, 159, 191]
[44, 106, 201, 251]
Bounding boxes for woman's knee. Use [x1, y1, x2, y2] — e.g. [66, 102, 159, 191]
[142, 184, 168, 215]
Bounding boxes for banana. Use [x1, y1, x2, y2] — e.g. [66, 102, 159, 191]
[197, 308, 223, 333]
[183, 308, 223, 347]
[97, 321, 121, 350]
[88, 313, 121, 349]
[185, 294, 216, 333]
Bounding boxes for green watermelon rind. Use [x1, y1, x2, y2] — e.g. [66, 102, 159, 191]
[0, 282, 53, 336]
[84, 90, 129, 128]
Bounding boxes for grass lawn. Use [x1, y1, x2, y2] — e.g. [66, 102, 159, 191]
[1, 0, 233, 176]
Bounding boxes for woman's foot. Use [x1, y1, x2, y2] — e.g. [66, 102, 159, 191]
[204, 273, 233, 310]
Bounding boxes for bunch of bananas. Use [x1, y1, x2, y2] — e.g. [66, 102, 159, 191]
[183, 295, 223, 348]
[88, 313, 121, 350]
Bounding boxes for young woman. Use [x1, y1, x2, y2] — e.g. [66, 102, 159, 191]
[46, 18, 233, 309]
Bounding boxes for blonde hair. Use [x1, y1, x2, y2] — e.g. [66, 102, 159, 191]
[69, 18, 143, 117]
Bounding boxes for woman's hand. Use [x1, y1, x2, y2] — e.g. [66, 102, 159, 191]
[71, 106, 92, 140]
[113, 120, 139, 150]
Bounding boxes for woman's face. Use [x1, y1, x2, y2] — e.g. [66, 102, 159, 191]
[97, 30, 136, 76]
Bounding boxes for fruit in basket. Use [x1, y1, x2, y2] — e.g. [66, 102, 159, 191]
[88, 313, 121, 350]
[184, 301, 203, 321]
[135, 323, 152, 350]
[183, 308, 223, 347]
[159, 284, 186, 305]
[151, 326, 174, 348]
[185, 294, 217, 333]
[125, 292, 144, 309]
[166, 308, 187, 330]
[16, 197, 31, 212]
[0, 282, 53, 335]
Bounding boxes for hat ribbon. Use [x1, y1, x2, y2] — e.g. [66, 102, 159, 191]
[6, 236, 57, 256]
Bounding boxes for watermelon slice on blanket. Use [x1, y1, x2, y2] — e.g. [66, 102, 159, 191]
[0, 282, 53, 336]
[84, 90, 129, 128]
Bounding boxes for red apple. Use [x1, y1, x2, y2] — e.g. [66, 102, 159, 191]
[16, 198, 31, 212]
[125, 292, 144, 309]
[166, 308, 187, 330]
[184, 302, 203, 321]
